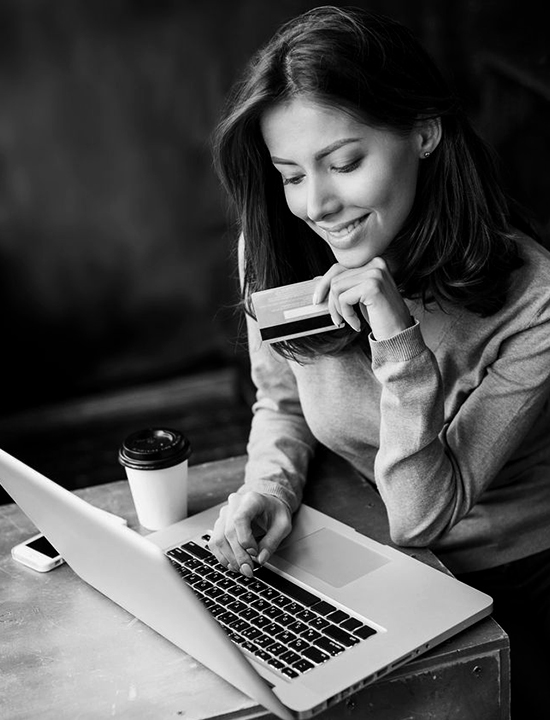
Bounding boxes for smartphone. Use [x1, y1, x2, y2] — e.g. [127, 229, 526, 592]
[11, 533, 64, 572]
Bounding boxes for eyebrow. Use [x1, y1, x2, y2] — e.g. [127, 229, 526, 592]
[271, 137, 362, 166]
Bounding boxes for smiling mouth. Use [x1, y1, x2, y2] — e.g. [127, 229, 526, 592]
[323, 214, 369, 239]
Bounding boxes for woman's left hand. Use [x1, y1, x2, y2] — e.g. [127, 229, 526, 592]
[313, 257, 413, 340]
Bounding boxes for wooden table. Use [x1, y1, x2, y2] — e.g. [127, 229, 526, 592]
[0, 450, 510, 719]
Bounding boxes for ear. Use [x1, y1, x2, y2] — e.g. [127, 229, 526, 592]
[416, 117, 442, 158]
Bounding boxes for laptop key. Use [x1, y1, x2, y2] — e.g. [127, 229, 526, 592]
[246, 579, 266, 594]
[254, 633, 275, 649]
[262, 622, 283, 636]
[274, 629, 297, 645]
[217, 577, 240, 591]
[263, 606, 284, 621]
[205, 586, 224, 600]
[226, 583, 248, 597]
[195, 565, 214, 577]
[209, 604, 226, 619]
[239, 607, 260, 622]
[182, 557, 202, 571]
[185, 573, 202, 587]
[308, 616, 330, 631]
[302, 646, 329, 664]
[354, 624, 377, 640]
[166, 547, 189, 562]
[271, 594, 292, 608]
[240, 625, 262, 641]
[239, 591, 260, 605]
[218, 610, 239, 626]
[281, 666, 300, 679]
[252, 648, 273, 663]
[287, 619, 309, 635]
[251, 598, 271, 612]
[257, 586, 280, 601]
[254, 567, 320, 607]
[311, 600, 336, 616]
[300, 628, 322, 642]
[280, 649, 301, 665]
[288, 637, 310, 653]
[226, 599, 248, 614]
[284, 601, 306, 616]
[326, 609, 350, 624]
[314, 637, 344, 656]
[204, 569, 225, 584]
[181, 541, 211, 560]
[229, 618, 250, 634]
[193, 580, 215, 594]
[293, 658, 314, 674]
[251, 615, 272, 629]
[266, 641, 288, 657]
[323, 625, 360, 647]
[275, 613, 296, 628]
[340, 617, 363, 632]
[217, 593, 234, 606]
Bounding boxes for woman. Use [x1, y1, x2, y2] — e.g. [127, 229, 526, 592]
[211, 6, 550, 716]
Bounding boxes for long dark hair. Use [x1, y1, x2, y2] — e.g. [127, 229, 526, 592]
[213, 5, 527, 359]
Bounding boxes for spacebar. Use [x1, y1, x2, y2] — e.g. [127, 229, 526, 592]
[254, 566, 320, 607]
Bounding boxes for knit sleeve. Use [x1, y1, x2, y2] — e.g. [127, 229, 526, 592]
[370, 310, 550, 547]
[236, 236, 317, 511]
[239, 313, 317, 512]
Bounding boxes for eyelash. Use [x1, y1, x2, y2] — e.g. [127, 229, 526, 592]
[334, 159, 361, 174]
[281, 159, 361, 186]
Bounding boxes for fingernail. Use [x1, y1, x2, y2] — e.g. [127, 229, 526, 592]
[312, 293, 319, 305]
[257, 549, 270, 565]
[338, 321, 345, 328]
[240, 563, 254, 578]
[246, 547, 258, 557]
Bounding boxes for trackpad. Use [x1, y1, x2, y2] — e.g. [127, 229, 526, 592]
[275, 527, 390, 588]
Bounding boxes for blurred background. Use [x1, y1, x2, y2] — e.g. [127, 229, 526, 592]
[0, 0, 548, 500]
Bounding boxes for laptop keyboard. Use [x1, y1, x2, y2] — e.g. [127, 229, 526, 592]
[166, 540, 376, 680]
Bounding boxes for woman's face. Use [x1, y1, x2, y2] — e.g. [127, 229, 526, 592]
[261, 96, 427, 269]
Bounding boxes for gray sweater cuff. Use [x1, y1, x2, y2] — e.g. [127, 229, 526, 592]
[369, 319, 425, 367]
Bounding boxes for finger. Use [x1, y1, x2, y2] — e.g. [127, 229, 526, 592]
[312, 264, 346, 305]
[339, 301, 361, 332]
[220, 497, 264, 574]
[257, 510, 291, 565]
[327, 289, 344, 328]
[210, 533, 236, 570]
[224, 529, 258, 574]
[209, 507, 246, 571]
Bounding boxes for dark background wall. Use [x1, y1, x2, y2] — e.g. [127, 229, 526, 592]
[0, 0, 548, 495]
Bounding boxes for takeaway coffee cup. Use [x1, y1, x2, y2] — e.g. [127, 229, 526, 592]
[118, 427, 192, 531]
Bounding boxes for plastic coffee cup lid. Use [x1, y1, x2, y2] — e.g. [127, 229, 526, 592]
[118, 428, 191, 470]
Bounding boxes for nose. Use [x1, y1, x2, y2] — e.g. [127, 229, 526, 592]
[306, 175, 340, 223]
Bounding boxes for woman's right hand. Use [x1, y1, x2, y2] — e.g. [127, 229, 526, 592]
[209, 491, 292, 577]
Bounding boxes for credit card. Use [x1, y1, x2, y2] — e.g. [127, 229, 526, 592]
[251, 279, 340, 343]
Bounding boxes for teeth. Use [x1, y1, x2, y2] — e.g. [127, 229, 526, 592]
[329, 216, 365, 237]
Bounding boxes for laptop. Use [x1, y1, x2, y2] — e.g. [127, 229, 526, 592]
[0, 448, 492, 719]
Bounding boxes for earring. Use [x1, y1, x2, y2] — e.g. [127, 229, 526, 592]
[423, 151, 431, 158]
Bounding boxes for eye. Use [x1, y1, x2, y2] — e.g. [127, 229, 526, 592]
[332, 159, 361, 174]
[282, 174, 305, 186]
[282, 175, 304, 185]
